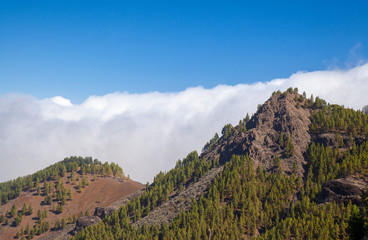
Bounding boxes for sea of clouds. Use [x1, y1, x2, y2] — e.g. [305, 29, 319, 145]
[1, 63, 368, 183]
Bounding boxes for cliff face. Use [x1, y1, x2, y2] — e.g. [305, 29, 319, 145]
[202, 93, 311, 176]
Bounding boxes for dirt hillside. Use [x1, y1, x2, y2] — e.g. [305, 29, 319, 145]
[0, 173, 143, 240]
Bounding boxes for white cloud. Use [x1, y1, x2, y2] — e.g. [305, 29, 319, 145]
[51, 96, 73, 107]
[1, 63, 368, 183]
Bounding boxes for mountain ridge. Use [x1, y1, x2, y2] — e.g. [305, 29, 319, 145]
[72, 89, 368, 239]
[2, 89, 368, 239]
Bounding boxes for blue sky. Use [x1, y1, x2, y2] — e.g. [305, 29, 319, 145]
[1, 0, 368, 182]
[1, 0, 368, 103]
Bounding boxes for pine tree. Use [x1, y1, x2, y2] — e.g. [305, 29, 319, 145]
[10, 204, 17, 218]
[21, 203, 27, 215]
[56, 203, 64, 214]
[28, 204, 33, 215]
[14, 212, 22, 226]
[44, 221, 51, 232]
[25, 223, 30, 234]
[68, 188, 73, 200]
[54, 220, 60, 231]
[61, 217, 66, 229]
[274, 156, 281, 169]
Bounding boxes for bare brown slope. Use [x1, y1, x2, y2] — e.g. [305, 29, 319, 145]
[202, 93, 311, 175]
[0, 174, 143, 240]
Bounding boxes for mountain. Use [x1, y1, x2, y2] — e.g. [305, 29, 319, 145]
[201, 89, 312, 176]
[68, 88, 368, 240]
[0, 157, 143, 240]
[2, 88, 368, 240]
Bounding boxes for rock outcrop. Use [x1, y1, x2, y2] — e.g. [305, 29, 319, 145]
[74, 216, 102, 232]
[316, 177, 367, 205]
[202, 93, 311, 176]
[94, 206, 116, 219]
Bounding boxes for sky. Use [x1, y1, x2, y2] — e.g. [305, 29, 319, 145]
[1, 1, 368, 183]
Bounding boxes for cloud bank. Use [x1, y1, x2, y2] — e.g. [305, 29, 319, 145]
[1, 63, 368, 183]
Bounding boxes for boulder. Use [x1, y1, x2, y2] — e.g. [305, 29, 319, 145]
[316, 177, 366, 205]
[75, 216, 102, 232]
[94, 206, 116, 218]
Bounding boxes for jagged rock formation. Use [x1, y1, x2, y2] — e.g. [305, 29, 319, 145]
[134, 166, 224, 227]
[202, 93, 311, 175]
[316, 177, 367, 205]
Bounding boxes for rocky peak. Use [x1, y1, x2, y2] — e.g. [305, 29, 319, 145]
[202, 92, 312, 175]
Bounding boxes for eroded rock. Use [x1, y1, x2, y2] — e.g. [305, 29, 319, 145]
[94, 206, 116, 219]
[316, 177, 367, 205]
[75, 216, 102, 232]
[202, 93, 311, 176]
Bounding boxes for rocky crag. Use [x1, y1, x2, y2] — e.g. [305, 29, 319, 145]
[202, 92, 312, 176]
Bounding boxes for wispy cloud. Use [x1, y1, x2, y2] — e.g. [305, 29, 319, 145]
[1, 63, 368, 183]
[346, 43, 365, 68]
